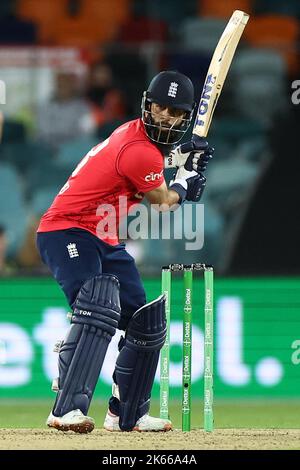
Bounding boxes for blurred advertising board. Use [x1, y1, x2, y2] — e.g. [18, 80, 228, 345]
[0, 277, 300, 398]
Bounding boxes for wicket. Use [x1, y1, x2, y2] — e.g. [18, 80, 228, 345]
[159, 263, 214, 432]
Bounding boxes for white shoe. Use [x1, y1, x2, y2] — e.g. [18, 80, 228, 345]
[46, 409, 95, 433]
[104, 410, 172, 432]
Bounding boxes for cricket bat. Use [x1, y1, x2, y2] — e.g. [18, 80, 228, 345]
[165, 10, 249, 169]
[193, 10, 249, 138]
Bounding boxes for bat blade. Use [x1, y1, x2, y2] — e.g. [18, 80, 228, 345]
[193, 10, 249, 138]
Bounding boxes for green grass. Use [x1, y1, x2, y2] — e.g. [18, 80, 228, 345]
[1, 400, 300, 429]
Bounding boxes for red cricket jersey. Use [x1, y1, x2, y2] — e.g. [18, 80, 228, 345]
[38, 119, 165, 245]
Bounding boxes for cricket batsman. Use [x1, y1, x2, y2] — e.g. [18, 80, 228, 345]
[36, 70, 214, 432]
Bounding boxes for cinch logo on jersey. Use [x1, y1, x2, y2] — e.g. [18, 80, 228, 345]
[67, 243, 79, 258]
[168, 82, 178, 98]
[144, 170, 163, 182]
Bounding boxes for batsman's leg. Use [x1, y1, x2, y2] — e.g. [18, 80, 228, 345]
[104, 295, 172, 432]
[47, 274, 121, 433]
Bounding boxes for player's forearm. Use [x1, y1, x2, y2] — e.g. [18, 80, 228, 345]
[145, 187, 180, 210]
[152, 189, 180, 210]
[166, 189, 180, 207]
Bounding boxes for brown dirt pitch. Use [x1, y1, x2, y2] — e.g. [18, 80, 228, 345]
[1, 428, 300, 450]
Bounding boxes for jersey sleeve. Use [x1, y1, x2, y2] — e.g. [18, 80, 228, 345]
[117, 142, 165, 193]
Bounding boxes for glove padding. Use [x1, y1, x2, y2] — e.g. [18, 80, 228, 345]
[169, 166, 206, 203]
[165, 135, 214, 174]
[185, 173, 206, 202]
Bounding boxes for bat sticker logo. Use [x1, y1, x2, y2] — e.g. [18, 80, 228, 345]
[196, 74, 217, 126]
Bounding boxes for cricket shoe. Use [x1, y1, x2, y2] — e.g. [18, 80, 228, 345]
[104, 411, 172, 432]
[46, 409, 95, 433]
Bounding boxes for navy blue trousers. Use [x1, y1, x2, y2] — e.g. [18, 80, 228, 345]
[37, 228, 146, 330]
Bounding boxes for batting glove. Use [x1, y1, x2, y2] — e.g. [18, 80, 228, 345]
[165, 135, 214, 174]
[169, 166, 206, 203]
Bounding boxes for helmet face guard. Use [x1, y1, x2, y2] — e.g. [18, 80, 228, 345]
[141, 93, 194, 145]
[141, 71, 195, 145]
